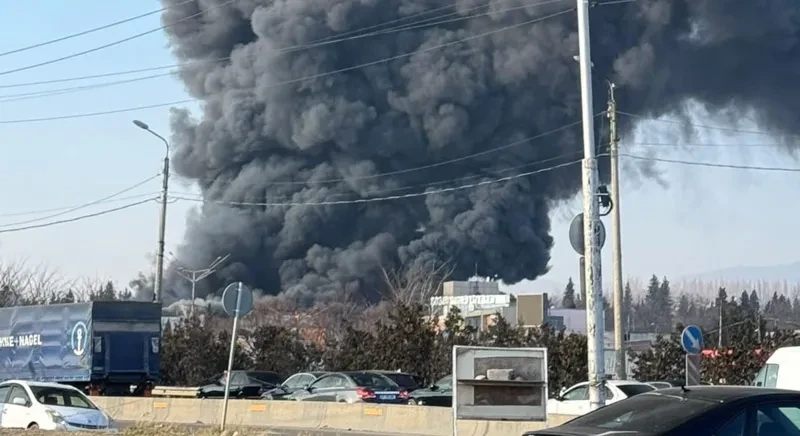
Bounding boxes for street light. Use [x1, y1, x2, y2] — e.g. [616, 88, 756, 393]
[133, 120, 170, 304]
[173, 254, 231, 317]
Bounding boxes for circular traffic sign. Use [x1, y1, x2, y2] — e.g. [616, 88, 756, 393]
[568, 213, 606, 255]
[222, 282, 253, 318]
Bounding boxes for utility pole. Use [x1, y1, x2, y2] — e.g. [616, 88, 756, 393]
[133, 120, 170, 303]
[718, 296, 724, 348]
[756, 312, 762, 344]
[607, 83, 625, 380]
[174, 254, 231, 317]
[576, 0, 606, 411]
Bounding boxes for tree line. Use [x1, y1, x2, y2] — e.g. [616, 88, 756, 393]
[561, 274, 800, 335]
[2, 259, 798, 393]
[160, 304, 590, 395]
[161, 299, 798, 395]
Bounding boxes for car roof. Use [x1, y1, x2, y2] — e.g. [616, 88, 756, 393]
[1, 380, 78, 390]
[606, 379, 649, 386]
[652, 385, 800, 402]
[341, 371, 389, 376]
[368, 370, 413, 375]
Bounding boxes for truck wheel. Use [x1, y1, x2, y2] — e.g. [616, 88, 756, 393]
[27, 423, 39, 430]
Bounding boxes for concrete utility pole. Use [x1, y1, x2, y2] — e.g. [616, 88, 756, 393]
[174, 254, 231, 316]
[575, 0, 606, 410]
[718, 296, 724, 348]
[607, 83, 626, 380]
[133, 120, 170, 303]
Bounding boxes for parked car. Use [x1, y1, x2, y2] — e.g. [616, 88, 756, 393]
[548, 380, 655, 416]
[260, 372, 328, 400]
[0, 380, 115, 431]
[408, 374, 452, 406]
[646, 380, 711, 389]
[293, 371, 409, 404]
[370, 371, 424, 393]
[197, 371, 283, 399]
[524, 386, 800, 436]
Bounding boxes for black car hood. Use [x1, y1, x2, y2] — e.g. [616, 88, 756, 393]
[524, 426, 645, 436]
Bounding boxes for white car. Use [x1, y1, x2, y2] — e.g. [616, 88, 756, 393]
[548, 379, 655, 416]
[0, 380, 115, 431]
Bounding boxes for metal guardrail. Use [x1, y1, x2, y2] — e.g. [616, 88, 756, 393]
[151, 386, 200, 398]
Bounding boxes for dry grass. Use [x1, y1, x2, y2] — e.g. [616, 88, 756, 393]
[0, 423, 274, 436]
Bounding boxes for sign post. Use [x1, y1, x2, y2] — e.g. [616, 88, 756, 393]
[680, 325, 704, 386]
[219, 282, 253, 431]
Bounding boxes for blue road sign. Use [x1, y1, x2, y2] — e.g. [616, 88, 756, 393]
[222, 282, 253, 318]
[681, 325, 704, 354]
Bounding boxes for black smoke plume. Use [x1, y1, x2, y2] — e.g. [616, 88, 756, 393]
[159, 0, 800, 304]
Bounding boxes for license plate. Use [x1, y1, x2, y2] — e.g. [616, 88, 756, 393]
[379, 395, 396, 400]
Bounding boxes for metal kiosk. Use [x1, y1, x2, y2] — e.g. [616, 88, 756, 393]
[452, 346, 548, 436]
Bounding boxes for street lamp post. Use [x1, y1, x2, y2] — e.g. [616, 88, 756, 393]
[173, 254, 231, 317]
[133, 120, 170, 303]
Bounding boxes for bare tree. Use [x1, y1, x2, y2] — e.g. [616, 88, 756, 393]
[0, 259, 69, 306]
[380, 259, 455, 306]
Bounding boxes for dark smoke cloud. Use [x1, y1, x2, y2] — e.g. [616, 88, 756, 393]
[159, 0, 800, 304]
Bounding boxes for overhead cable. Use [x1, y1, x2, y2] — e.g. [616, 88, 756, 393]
[0, 7, 575, 123]
[0, 0, 565, 102]
[621, 153, 800, 172]
[0, 174, 161, 227]
[0, 0, 237, 77]
[0, 199, 156, 234]
[0, 0, 196, 58]
[169, 158, 585, 208]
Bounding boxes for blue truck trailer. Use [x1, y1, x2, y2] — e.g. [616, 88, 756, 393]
[0, 301, 161, 396]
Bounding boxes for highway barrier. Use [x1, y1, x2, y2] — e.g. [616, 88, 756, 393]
[93, 397, 578, 436]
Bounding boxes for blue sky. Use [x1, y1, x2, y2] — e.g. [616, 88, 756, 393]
[1, 1, 798, 296]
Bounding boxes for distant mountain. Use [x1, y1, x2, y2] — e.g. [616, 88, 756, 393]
[686, 262, 800, 283]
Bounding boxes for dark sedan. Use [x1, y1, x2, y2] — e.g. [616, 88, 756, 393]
[197, 371, 283, 399]
[524, 386, 800, 436]
[408, 374, 452, 406]
[293, 371, 409, 404]
[370, 371, 424, 392]
[260, 371, 328, 400]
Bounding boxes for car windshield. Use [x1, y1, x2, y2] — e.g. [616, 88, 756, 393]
[384, 373, 420, 390]
[435, 375, 452, 388]
[618, 384, 656, 397]
[565, 393, 717, 433]
[349, 373, 398, 389]
[30, 386, 96, 410]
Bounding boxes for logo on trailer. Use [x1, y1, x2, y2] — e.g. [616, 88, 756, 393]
[70, 322, 88, 356]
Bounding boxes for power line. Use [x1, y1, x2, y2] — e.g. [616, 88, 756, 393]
[0, 0, 237, 77]
[0, 0, 566, 89]
[0, 72, 177, 102]
[0, 174, 161, 227]
[170, 158, 585, 208]
[0, 0, 564, 102]
[250, 119, 585, 186]
[617, 110, 797, 138]
[0, 192, 160, 218]
[0, 63, 191, 89]
[0, 7, 575, 124]
[621, 153, 800, 172]
[0, 199, 155, 234]
[173, 150, 585, 202]
[0, 0, 196, 58]
[630, 142, 787, 148]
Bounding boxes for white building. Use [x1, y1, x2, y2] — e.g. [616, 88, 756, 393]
[430, 280, 549, 332]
